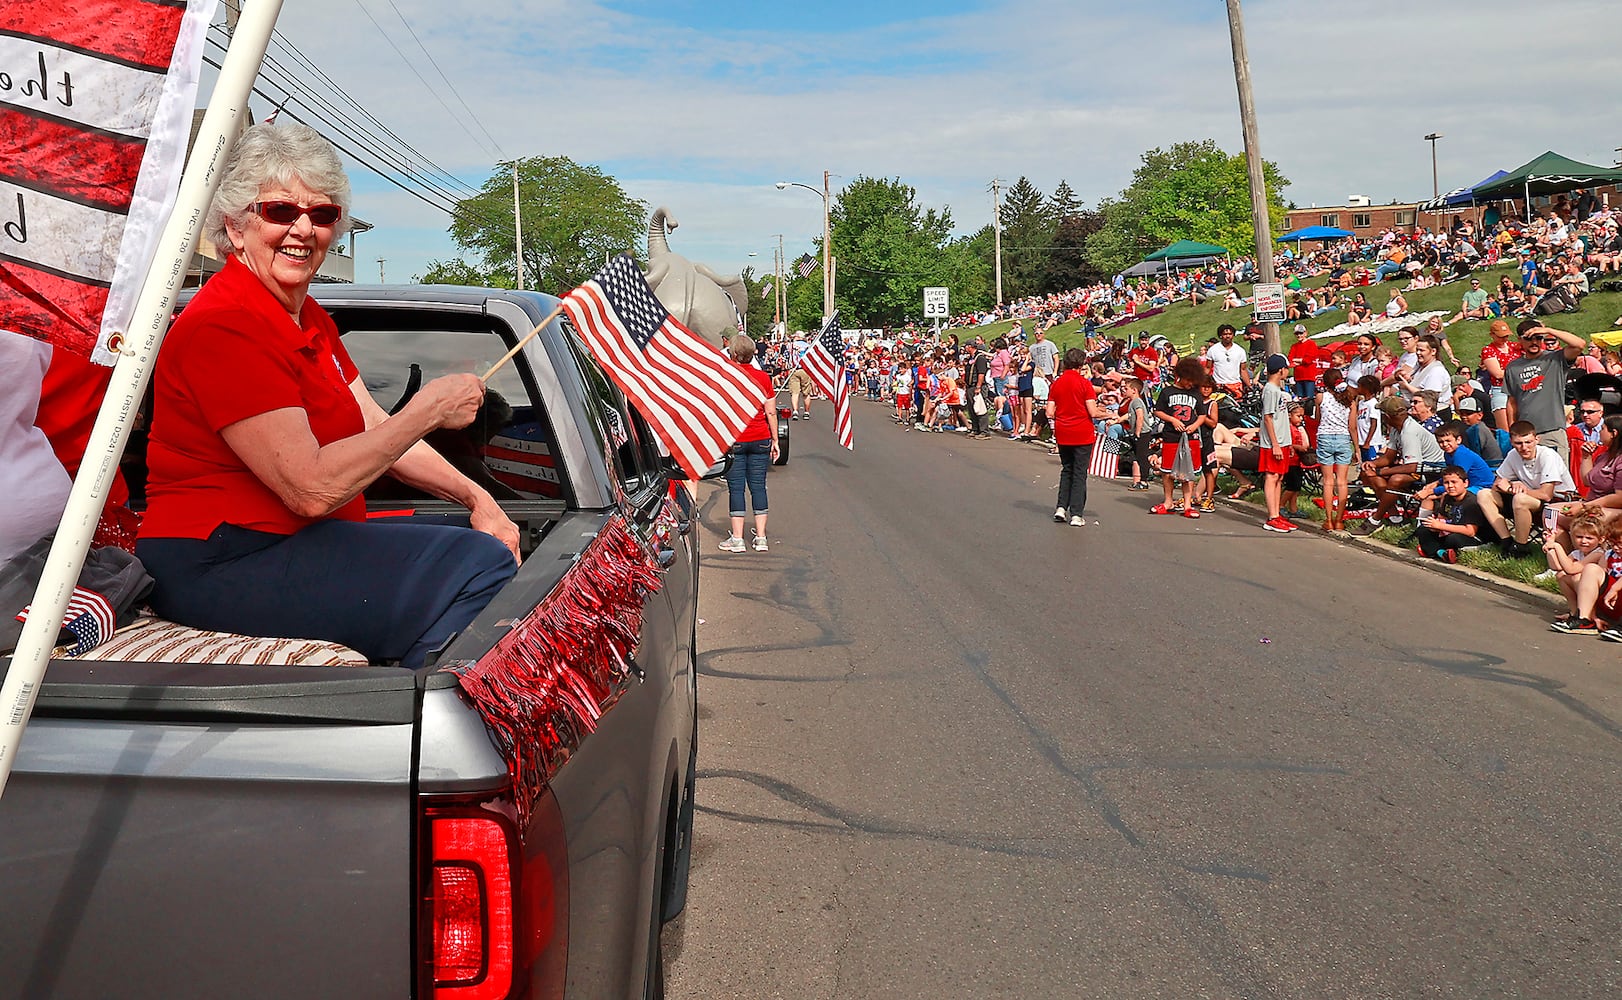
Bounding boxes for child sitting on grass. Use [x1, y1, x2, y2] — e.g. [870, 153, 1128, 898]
[1545, 515, 1621, 637]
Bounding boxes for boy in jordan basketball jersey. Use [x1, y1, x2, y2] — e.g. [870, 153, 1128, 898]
[1149, 359, 1208, 517]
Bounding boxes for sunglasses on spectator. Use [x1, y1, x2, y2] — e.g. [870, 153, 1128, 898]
[251, 201, 343, 227]
[1582, 408, 1604, 415]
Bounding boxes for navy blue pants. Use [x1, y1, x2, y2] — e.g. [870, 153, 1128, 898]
[726, 438, 771, 516]
[137, 520, 516, 668]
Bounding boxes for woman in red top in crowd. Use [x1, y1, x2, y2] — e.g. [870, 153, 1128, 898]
[1045, 347, 1107, 526]
[135, 123, 518, 668]
[718, 334, 779, 552]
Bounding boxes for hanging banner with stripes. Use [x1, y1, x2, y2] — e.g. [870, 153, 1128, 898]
[0, 0, 217, 366]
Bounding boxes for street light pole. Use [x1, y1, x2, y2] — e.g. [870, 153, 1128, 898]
[1224, 0, 1279, 355]
[1425, 132, 1443, 234]
[775, 177, 833, 325]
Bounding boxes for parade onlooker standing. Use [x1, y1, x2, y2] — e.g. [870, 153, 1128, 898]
[1286, 324, 1322, 415]
[1047, 348, 1106, 526]
[1505, 320, 1584, 463]
[962, 341, 991, 439]
[719, 335, 780, 552]
[1259, 354, 1296, 532]
[1149, 359, 1207, 519]
[1029, 326, 1059, 384]
[1206, 324, 1249, 397]
[1315, 372, 1357, 531]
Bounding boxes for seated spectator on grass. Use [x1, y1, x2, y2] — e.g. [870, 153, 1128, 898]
[1478, 421, 1578, 555]
[1551, 414, 1622, 545]
[1400, 334, 1454, 409]
[1573, 396, 1608, 484]
[1385, 287, 1409, 318]
[1356, 395, 1447, 531]
[1430, 421, 1496, 494]
[1456, 397, 1504, 463]
[1410, 390, 1445, 432]
[1453, 276, 1492, 323]
[1497, 276, 1528, 317]
[1544, 515, 1622, 638]
[1421, 315, 1462, 368]
[1347, 293, 1373, 326]
[1414, 466, 1492, 563]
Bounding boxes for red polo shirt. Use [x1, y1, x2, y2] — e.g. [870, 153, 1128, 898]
[140, 255, 366, 539]
[733, 362, 776, 443]
[1048, 370, 1098, 447]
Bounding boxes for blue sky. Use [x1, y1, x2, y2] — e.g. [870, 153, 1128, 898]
[229, 0, 1622, 296]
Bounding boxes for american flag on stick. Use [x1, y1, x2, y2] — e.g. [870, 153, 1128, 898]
[799, 313, 853, 450]
[561, 254, 772, 479]
[0, 0, 215, 365]
[795, 253, 818, 279]
[16, 586, 116, 658]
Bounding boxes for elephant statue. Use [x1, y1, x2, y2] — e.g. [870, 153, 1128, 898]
[642, 207, 748, 346]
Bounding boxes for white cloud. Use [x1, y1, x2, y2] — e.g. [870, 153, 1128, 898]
[210, 0, 1620, 288]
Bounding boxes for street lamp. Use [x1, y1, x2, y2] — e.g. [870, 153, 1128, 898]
[1424, 132, 1443, 233]
[775, 173, 832, 325]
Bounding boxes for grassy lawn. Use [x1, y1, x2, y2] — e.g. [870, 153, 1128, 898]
[951, 264, 1622, 368]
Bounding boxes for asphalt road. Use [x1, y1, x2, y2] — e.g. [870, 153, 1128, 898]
[665, 398, 1622, 1000]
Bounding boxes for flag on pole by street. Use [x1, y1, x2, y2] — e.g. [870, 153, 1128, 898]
[798, 313, 853, 450]
[561, 254, 772, 479]
[0, 0, 217, 365]
[795, 253, 818, 279]
[760, 279, 773, 299]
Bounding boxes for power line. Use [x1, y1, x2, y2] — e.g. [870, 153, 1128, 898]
[377, 0, 504, 159]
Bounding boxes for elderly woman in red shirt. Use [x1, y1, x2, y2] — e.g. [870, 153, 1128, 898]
[136, 123, 518, 667]
[1045, 347, 1108, 526]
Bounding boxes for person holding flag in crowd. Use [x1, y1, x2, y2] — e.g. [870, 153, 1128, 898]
[797, 314, 854, 450]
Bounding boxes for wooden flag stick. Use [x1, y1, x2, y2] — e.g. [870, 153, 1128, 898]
[482, 302, 566, 383]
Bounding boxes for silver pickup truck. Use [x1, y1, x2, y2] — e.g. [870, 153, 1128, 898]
[0, 285, 699, 999]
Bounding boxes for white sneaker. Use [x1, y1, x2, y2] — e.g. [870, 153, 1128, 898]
[1054, 507, 1067, 522]
[752, 536, 769, 551]
[717, 536, 745, 553]
[1070, 515, 1086, 527]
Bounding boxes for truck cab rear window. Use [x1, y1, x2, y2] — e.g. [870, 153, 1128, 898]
[340, 328, 566, 503]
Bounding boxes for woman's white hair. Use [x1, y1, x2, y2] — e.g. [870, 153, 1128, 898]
[205, 121, 352, 251]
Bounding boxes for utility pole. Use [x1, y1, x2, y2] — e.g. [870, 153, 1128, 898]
[1225, 0, 1279, 355]
[774, 234, 785, 339]
[512, 161, 524, 291]
[822, 170, 833, 325]
[376, 257, 385, 283]
[992, 178, 1004, 307]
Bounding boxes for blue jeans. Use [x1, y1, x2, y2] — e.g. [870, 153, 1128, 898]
[137, 519, 516, 668]
[727, 438, 771, 516]
[1374, 262, 1403, 281]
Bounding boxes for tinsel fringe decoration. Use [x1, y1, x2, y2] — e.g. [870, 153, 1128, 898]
[445, 514, 664, 824]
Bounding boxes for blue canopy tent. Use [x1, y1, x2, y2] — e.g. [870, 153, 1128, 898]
[1277, 225, 1353, 244]
[1419, 169, 1510, 212]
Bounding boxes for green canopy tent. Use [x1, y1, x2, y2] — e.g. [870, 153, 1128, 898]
[1469, 151, 1622, 220]
[1143, 239, 1229, 261]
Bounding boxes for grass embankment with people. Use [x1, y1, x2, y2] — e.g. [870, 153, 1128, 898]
[946, 265, 1622, 595]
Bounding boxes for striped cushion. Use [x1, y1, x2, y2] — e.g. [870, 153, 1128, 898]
[77, 617, 368, 667]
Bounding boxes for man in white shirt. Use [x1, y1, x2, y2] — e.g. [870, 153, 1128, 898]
[1478, 420, 1577, 554]
[1205, 323, 1249, 397]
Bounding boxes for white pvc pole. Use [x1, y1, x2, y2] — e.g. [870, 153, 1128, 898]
[0, 0, 285, 800]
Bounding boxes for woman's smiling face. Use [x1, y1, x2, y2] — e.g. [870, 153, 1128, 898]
[224, 176, 336, 317]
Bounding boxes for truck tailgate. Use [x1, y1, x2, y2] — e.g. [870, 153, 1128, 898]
[0, 666, 420, 1000]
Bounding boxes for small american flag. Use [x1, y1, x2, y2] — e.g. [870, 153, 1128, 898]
[760, 279, 773, 300]
[799, 314, 853, 450]
[561, 254, 772, 479]
[796, 254, 818, 279]
[16, 586, 116, 657]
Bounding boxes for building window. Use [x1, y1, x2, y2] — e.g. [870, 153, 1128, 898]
[1352, 213, 1371, 229]
[1320, 213, 1340, 228]
[1394, 210, 1416, 227]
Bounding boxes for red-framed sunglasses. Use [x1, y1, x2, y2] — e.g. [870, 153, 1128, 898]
[250, 201, 343, 227]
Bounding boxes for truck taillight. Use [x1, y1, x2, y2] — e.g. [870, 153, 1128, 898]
[426, 810, 517, 999]
[420, 791, 569, 1000]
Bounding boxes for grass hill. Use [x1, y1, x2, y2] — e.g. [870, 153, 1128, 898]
[948, 265, 1622, 366]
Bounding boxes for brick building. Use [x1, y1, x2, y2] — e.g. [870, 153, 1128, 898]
[1284, 199, 1422, 236]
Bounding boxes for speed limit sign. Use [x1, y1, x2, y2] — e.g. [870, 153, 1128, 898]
[923, 287, 950, 319]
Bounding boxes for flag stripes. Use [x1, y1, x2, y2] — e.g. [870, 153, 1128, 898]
[0, 0, 211, 364]
[0, 110, 147, 212]
[561, 255, 770, 480]
[1, 0, 188, 70]
[16, 586, 117, 656]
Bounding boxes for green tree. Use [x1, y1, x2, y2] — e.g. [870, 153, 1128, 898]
[998, 176, 1053, 300]
[418, 257, 510, 287]
[1084, 139, 1290, 278]
[820, 176, 963, 327]
[415, 155, 647, 292]
[1049, 179, 1083, 219]
[1043, 208, 1106, 291]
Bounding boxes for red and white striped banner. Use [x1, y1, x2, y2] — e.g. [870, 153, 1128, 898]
[0, 0, 216, 365]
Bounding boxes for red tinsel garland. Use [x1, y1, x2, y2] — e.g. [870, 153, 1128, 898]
[445, 514, 663, 824]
